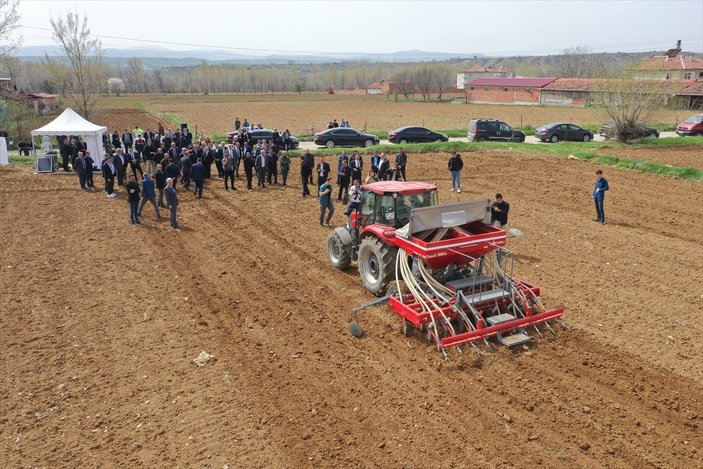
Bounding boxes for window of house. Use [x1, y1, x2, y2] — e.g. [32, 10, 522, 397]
[525, 88, 532, 92]
[503, 87, 509, 92]
[484, 87, 490, 91]
[699, 72, 703, 78]
[666, 73, 671, 79]
[469, 86, 475, 90]
[683, 72, 693, 80]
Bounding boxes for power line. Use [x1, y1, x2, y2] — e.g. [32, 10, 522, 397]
[18, 25, 336, 55]
[17, 24, 703, 57]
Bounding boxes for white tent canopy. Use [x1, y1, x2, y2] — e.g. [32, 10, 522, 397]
[32, 108, 107, 167]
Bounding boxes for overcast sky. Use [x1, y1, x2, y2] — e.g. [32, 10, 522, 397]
[13, 0, 703, 55]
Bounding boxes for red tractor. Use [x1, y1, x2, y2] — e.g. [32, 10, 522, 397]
[327, 181, 565, 356]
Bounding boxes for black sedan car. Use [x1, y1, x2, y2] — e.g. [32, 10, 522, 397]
[536, 123, 594, 143]
[599, 123, 659, 140]
[387, 126, 448, 144]
[227, 128, 299, 148]
[314, 128, 380, 148]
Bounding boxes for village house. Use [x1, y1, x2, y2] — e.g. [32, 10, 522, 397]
[676, 79, 703, 109]
[464, 77, 556, 105]
[456, 65, 515, 89]
[541, 78, 594, 106]
[366, 80, 411, 95]
[630, 41, 703, 80]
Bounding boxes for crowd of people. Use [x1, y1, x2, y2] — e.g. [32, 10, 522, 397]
[66, 119, 615, 231]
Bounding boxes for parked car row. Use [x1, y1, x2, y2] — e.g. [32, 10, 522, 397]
[223, 113, 701, 149]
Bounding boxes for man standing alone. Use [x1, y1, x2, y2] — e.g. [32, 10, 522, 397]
[593, 169, 609, 224]
[448, 152, 463, 193]
[165, 178, 179, 229]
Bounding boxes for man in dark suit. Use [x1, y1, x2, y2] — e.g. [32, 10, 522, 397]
[126, 146, 144, 180]
[182, 127, 193, 147]
[114, 149, 127, 186]
[214, 143, 224, 178]
[166, 157, 180, 186]
[168, 142, 180, 160]
[316, 156, 331, 191]
[303, 149, 315, 185]
[231, 142, 241, 178]
[180, 151, 192, 189]
[377, 153, 390, 181]
[164, 178, 179, 229]
[189, 157, 206, 198]
[102, 155, 117, 197]
[350, 153, 363, 184]
[202, 144, 214, 179]
[300, 155, 311, 197]
[243, 151, 255, 191]
[84, 151, 95, 188]
[121, 129, 133, 152]
[74, 151, 88, 189]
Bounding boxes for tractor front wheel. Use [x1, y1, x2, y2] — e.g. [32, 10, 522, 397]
[327, 231, 351, 270]
[358, 237, 397, 296]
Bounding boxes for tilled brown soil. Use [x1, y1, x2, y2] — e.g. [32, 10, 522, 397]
[1, 149, 702, 468]
[598, 144, 703, 170]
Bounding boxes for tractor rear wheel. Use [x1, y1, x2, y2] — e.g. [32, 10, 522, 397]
[327, 231, 351, 270]
[358, 237, 397, 296]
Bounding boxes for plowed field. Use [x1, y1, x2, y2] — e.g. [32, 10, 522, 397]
[597, 144, 703, 170]
[1, 148, 702, 468]
[96, 94, 686, 136]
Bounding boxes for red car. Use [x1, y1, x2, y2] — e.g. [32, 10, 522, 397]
[676, 114, 703, 136]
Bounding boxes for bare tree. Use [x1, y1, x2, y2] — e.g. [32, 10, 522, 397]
[413, 66, 433, 101]
[592, 77, 675, 142]
[557, 45, 594, 78]
[391, 68, 415, 99]
[45, 11, 104, 119]
[432, 64, 455, 100]
[0, 0, 20, 58]
[127, 57, 148, 93]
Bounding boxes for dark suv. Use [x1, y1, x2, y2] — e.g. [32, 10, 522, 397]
[467, 119, 525, 142]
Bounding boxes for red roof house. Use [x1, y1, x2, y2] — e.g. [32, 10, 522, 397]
[464, 77, 557, 104]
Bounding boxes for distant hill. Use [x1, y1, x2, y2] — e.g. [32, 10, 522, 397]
[16, 45, 483, 68]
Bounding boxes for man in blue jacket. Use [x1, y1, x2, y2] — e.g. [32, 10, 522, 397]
[593, 169, 609, 224]
[138, 173, 161, 220]
[190, 157, 207, 198]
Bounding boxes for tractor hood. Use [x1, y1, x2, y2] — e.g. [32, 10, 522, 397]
[395, 199, 491, 238]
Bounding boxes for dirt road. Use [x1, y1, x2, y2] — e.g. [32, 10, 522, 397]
[1, 148, 701, 468]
